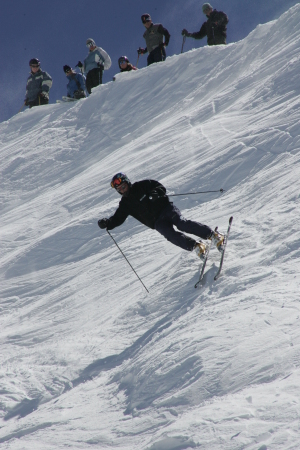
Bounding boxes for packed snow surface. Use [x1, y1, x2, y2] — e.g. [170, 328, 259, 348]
[1, 5, 300, 450]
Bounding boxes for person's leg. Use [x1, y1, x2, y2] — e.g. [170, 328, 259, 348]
[86, 68, 101, 94]
[86, 71, 93, 94]
[169, 205, 212, 240]
[155, 215, 196, 250]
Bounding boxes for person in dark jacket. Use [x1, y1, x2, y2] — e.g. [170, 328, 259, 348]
[63, 65, 86, 99]
[98, 173, 225, 260]
[137, 14, 171, 66]
[182, 3, 228, 46]
[118, 56, 137, 72]
[24, 58, 52, 108]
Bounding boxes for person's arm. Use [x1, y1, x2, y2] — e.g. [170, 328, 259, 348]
[77, 74, 86, 90]
[190, 22, 207, 40]
[96, 47, 112, 70]
[100, 202, 129, 230]
[158, 24, 171, 46]
[41, 72, 53, 94]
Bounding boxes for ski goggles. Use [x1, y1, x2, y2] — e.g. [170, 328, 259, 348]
[111, 177, 126, 189]
[86, 42, 94, 48]
[119, 59, 127, 65]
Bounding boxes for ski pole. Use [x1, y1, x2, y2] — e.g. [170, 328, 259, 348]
[136, 54, 140, 68]
[169, 188, 224, 197]
[181, 35, 186, 53]
[18, 102, 26, 113]
[106, 229, 149, 293]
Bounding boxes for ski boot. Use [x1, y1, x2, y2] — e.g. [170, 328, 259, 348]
[210, 229, 225, 253]
[194, 241, 207, 261]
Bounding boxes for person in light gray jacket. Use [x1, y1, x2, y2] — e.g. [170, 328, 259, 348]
[24, 58, 52, 108]
[76, 38, 111, 94]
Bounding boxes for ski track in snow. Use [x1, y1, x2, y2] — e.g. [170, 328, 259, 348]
[1, 5, 300, 450]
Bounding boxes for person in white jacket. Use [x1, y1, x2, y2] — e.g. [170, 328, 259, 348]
[76, 38, 111, 94]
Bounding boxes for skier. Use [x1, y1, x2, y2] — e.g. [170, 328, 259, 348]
[182, 3, 228, 46]
[63, 65, 86, 99]
[118, 56, 137, 72]
[24, 58, 52, 108]
[98, 173, 224, 259]
[137, 14, 171, 66]
[76, 38, 111, 94]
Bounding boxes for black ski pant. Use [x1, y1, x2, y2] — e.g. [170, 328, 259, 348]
[86, 67, 103, 94]
[27, 95, 49, 108]
[147, 46, 166, 66]
[154, 204, 212, 251]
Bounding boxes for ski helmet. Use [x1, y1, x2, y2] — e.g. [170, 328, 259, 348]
[202, 3, 213, 13]
[29, 58, 40, 67]
[86, 38, 96, 47]
[110, 173, 131, 190]
[141, 13, 151, 23]
[118, 56, 129, 67]
[63, 65, 72, 73]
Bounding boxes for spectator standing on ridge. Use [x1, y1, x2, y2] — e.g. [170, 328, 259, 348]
[76, 38, 111, 94]
[63, 65, 86, 99]
[24, 58, 52, 108]
[137, 14, 170, 66]
[182, 3, 228, 46]
[118, 56, 137, 72]
[98, 173, 225, 260]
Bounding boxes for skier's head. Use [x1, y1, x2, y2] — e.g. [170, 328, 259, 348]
[111, 173, 131, 196]
[202, 3, 213, 14]
[86, 38, 96, 49]
[63, 65, 72, 74]
[118, 56, 129, 69]
[29, 58, 40, 72]
[141, 13, 152, 26]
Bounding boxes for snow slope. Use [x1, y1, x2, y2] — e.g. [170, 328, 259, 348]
[1, 5, 300, 449]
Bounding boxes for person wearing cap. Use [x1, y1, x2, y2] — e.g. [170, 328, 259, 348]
[63, 65, 86, 99]
[182, 3, 228, 46]
[118, 56, 137, 73]
[24, 58, 52, 108]
[76, 39, 111, 94]
[98, 173, 225, 260]
[137, 14, 171, 66]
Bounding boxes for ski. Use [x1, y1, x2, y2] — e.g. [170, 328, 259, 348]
[56, 97, 79, 103]
[194, 242, 212, 288]
[214, 216, 233, 281]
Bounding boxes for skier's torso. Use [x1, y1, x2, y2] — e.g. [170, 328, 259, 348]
[143, 24, 165, 54]
[193, 10, 228, 45]
[109, 180, 171, 230]
[84, 47, 111, 73]
[26, 69, 52, 101]
[66, 73, 85, 97]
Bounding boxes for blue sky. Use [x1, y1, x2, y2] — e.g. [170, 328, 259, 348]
[0, 0, 297, 123]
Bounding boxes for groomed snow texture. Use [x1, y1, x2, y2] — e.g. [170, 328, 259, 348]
[1, 5, 300, 450]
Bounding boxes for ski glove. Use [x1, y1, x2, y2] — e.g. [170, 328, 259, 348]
[181, 29, 190, 37]
[98, 218, 108, 229]
[39, 92, 49, 101]
[137, 47, 145, 55]
[76, 61, 83, 68]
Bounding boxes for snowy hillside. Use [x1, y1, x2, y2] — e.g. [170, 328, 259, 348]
[1, 5, 300, 450]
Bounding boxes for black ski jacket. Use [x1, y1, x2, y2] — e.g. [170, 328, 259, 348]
[106, 180, 171, 230]
[190, 10, 228, 45]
